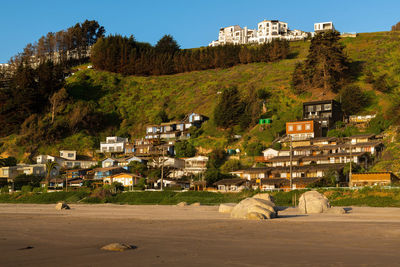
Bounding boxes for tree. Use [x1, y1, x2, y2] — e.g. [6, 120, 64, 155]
[245, 142, 265, 156]
[175, 141, 196, 158]
[155, 35, 180, 55]
[338, 85, 370, 115]
[49, 88, 69, 123]
[292, 30, 350, 93]
[214, 87, 243, 128]
[45, 161, 59, 185]
[128, 161, 147, 176]
[220, 159, 242, 173]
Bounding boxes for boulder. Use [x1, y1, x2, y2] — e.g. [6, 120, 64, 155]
[252, 193, 274, 202]
[230, 197, 278, 220]
[176, 202, 188, 207]
[101, 243, 134, 252]
[218, 203, 236, 214]
[191, 202, 201, 206]
[55, 202, 70, 210]
[326, 207, 346, 214]
[298, 191, 330, 214]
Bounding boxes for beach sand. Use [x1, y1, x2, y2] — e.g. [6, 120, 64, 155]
[1, 203, 400, 266]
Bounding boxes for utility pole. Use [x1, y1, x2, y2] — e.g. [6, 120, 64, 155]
[160, 147, 165, 191]
[349, 141, 353, 187]
[289, 135, 293, 190]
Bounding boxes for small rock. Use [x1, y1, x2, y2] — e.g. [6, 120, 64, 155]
[176, 202, 188, 207]
[191, 202, 201, 206]
[218, 203, 236, 213]
[326, 207, 346, 214]
[101, 243, 134, 252]
[55, 202, 70, 210]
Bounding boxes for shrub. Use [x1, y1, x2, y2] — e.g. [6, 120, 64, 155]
[1, 185, 9, 194]
[245, 142, 265, 156]
[21, 185, 33, 193]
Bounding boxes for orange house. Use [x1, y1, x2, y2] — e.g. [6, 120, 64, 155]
[286, 120, 322, 141]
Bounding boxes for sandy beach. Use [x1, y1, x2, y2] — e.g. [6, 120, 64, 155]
[1, 204, 400, 266]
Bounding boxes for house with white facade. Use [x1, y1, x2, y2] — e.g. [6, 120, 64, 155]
[100, 136, 129, 153]
[209, 19, 309, 47]
[314, 22, 335, 33]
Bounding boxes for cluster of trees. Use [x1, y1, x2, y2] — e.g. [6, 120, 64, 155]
[0, 21, 111, 150]
[10, 20, 105, 68]
[213, 87, 269, 131]
[391, 22, 400, 31]
[292, 30, 350, 93]
[90, 34, 290, 76]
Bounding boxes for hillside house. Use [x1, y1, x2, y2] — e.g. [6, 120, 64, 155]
[214, 178, 249, 192]
[100, 136, 129, 153]
[103, 173, 142, 187]
[0, 164, 47, 182]
[350, 172, 399, 187]
[153, 178, 190, 189]
[65, 168, 91, 180]
[255, 148, 279, 162]
[183, 156, 208, 176]
[92, 167, 126, 180]
[59, 150, 76, 160]
[303, 100, 343, 129]
[286, 120, 322, 141]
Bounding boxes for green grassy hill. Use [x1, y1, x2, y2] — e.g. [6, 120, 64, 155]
[1, 32, 400, 170]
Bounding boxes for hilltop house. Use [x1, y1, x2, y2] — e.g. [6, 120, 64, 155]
[92, 167, 126, 180]
[101, 156, 144, 168]
[314, 22, 335, 33]
[209, 19, 308, 46]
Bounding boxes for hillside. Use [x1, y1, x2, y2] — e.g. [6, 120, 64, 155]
[1, 31, 400, 170]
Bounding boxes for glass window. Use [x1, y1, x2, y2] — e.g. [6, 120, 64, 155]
[68, 153, 74, 158]
[297, 125, 302, 131]
[324, 104, 332, 110]
[316, 105, 322, 111]
[305, 124, 311, 130]
[288, 125, 293, 131]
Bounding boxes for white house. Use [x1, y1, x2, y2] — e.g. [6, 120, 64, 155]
[183, 156, 208, 176]
[262, 148, 279, 159]
[100, 136, 129, 153]
[59, 150, 76, 160]
[314, 22, 335, 33]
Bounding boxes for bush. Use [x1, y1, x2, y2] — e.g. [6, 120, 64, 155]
[245, 142, 265, 156]
[21, 185, 33, 193]
[220, 159, 242, 173]
[1, 185, 9, 194]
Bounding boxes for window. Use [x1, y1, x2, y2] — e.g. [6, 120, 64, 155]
[288, 125, 293, 131]
[324, 104, 331, 110]
[316, 105, 322, 111]
[296, 125, 302, 131]
[68, 153, 74, 158]
[307, 106, 313, 112]
[305, 124, 311, 130]
[3, 169, 9, 176]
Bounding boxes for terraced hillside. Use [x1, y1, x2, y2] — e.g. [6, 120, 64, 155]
[1, 31, 400, 171]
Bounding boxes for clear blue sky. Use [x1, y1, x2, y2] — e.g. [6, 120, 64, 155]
[1, 0, 399, 63]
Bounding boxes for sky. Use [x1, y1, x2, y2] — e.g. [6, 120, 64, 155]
[1, 0, 399, 63]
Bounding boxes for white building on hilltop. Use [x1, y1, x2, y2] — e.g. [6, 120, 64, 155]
[209, 19, 308, 46]
[314, 22, 335, 33]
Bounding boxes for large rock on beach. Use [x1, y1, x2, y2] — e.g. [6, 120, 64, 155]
[218, 203, 236, 214]
[230, 196, 278, 220]
[176, 202, 188, 207]
[55, 202, 70, 210]
[298, 191, 330, 214]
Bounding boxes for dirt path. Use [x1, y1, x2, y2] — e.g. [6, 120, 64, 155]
[1, 204, 400, 266]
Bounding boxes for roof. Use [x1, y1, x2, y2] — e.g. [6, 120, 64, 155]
[214, 178, 247, 186]
[347, 134, 375, 139]
[270, 164, 345, 172]
[303, 99, 338, 105]
[110, 173, 142, 179]
[303, 152, 367, 161]
[267, 155, 303, 162]
[93, 166, 125, 172]
[252, 177, 322, 186]
[243, 167, 272, 173]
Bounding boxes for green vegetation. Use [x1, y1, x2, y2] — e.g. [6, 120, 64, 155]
[2, 187, 400, 207]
